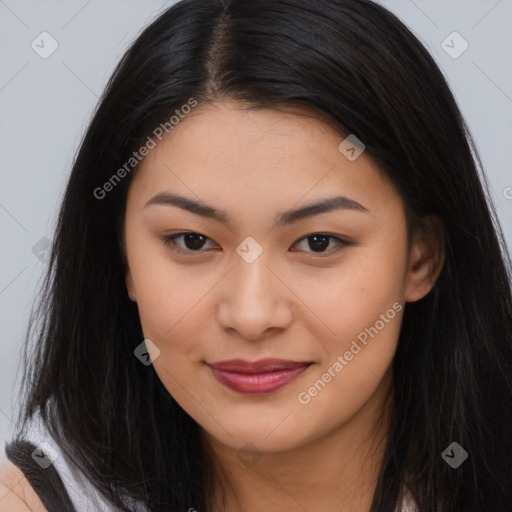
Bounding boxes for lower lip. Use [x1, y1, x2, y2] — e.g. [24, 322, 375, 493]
[209, 365, 311, 395]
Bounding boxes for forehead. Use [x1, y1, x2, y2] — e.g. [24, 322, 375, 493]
[126, 101, 403, 222]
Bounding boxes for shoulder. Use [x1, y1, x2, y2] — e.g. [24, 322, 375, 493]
[0, 455, 47, 511]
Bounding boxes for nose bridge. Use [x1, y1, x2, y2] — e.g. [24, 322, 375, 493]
[217, 248, 292, 339]
[235, 250, 273, 299]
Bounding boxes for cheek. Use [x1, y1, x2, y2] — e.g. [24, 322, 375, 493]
[135, 274, 209, 357]
[126, 228, 204, 340]
[299, 236, 407, 402]
[308, 244, 406, 343]
[295, 264, 404, 435]
[132, 261, 212, 408]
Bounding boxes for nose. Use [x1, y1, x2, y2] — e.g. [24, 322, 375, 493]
[216, 255, 293, 341]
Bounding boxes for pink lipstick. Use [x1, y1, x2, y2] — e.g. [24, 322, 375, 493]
[207, 358, 312, 395]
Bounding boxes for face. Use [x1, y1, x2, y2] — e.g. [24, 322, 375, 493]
[123, 100, 442, 454]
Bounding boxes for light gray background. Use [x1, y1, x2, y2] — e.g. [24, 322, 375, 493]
[1, 0, 511, 449]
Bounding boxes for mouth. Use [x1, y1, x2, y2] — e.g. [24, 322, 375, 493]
[207, 358, 314, 395]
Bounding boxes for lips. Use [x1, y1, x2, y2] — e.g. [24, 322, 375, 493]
[207, 358, 312, 394]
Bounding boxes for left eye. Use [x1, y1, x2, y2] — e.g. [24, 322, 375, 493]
[162, 232, 346, 255]
[290, 233, 345, 255]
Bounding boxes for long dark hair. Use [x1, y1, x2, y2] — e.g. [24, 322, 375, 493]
[12, 0, 512, 510]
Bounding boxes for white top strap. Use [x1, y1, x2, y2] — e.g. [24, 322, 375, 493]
[21, 411, 146, 511]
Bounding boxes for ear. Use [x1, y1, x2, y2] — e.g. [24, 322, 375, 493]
[120, 227, 137, 302]
[404, 215, 445, 303]
[125, 268, 137, 302]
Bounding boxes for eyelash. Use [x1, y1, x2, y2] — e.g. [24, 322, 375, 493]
[161, 232, 349, 257]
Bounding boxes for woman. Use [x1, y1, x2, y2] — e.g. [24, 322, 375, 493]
[1, 0, 511, 510]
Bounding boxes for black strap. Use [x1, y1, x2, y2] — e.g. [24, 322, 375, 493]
[4, 440, 76, 512]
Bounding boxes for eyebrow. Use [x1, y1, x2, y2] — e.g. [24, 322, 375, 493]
[143, 192, 369, 227]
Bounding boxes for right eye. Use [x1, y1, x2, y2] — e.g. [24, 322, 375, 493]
[162, 232, 220, 254]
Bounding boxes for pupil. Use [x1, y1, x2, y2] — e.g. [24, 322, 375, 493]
[310, 234, 329, 252]
[185, 233, 205, 250]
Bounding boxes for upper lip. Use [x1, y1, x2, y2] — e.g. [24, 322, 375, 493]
[207, 358, 312, 374]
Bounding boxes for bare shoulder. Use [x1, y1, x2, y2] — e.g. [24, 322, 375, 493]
[0, 456, 47, 512]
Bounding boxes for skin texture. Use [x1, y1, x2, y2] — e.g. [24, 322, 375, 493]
[123, 101, 445, 511]
[0, 456, 47, 511]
